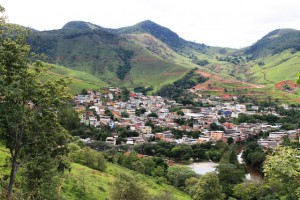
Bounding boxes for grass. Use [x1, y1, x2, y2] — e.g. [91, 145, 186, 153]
[250, 50, 300, 85]
[40, 64, 109, 94]
[0, 145, 191, 200]
[60, 163, 191, 200]
[0, 143, 10, 183]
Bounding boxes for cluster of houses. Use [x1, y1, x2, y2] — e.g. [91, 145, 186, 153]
[73, 87, 300, 148]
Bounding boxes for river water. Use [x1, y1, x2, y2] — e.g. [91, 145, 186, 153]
[188, 151, 263, 180]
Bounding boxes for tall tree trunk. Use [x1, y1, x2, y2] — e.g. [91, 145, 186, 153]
[6, 154, 19, 200]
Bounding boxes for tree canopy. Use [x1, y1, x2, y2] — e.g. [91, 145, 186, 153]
[0, 6, 71, 199]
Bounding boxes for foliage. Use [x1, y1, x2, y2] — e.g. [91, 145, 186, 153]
[216, 164, 244, 197]
[110, 173, 148, 200]
[148, 112, 158, 118]
[232, 147, 300, 200]
[135, 108, 146, 117]
[53, 160, 192, 200]
[233, 180, 264, 200]
[209, 122, 225, 131]
[117, 152, 168, 179]
[167, 165, 196, 188]
[58, 104, 81, 131]
[0, 9, 71, 199]
[133, 86, 153, 95]
[170, 144, 193, 161]
[263, 147, 300, 199]
[121, 111, 129, 118]
[242, 141, 265, 172]
[116, 49, 134, 80]
[234, 113, 279, 124]
[157, 69, 208, 100]
[245, 29, 300, 58]
[68, 143, 107, 171]
[192, 172, 225, 200]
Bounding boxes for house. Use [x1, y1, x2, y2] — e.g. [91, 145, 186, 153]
[269, 131, 286, 140]
[139, 126, 152, 134]
[106, 136, 117, 145]
[210, 131, 224, 141]
[197, 136, 210, 143]
[258, 139, 279, 149]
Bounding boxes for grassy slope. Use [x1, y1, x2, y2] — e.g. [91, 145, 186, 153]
[30, 29, 198, 90]
[0, 145, 191, 200]
[42, 64, 108, 94]
[60, 163, 191, 200]
[120, 34, 195, 90]
[250, 50, 300, 85]
[0, 142, 9, 179]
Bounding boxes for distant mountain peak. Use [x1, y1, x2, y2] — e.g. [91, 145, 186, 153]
[263, 28, 297, 40]
[137, 20, 158, 26]
[245, 28, 300, 57]
[62, 21, 103, 30]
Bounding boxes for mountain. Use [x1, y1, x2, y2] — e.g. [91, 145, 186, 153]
[26, 20, 300, 102]
[62, 21, 104, 30]
[113, 20, 206, 52]
[244, 28, 300, 58]
[240, 29, 300, 102]
[27, 20, 209, 90]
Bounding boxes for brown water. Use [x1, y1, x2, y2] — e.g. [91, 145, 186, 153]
[237, 150, 263, 180]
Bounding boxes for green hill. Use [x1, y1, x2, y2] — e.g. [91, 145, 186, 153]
[26, 21, 300, 102]
[44, 64, 108, 94]
[27, 21, 205, 90]
[113, 20, 207, 53]
[0, 144, 191, 200]
[242, 29, 300, 86]
[61, 163, 191, 200]
[244, 28, 300, 58]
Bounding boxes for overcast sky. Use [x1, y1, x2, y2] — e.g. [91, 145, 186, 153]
[1, 0, 300, 48]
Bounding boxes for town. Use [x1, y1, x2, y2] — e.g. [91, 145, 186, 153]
[73, 87, 300, 149]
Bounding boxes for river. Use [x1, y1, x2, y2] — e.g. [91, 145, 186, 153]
[188, 151, 263, 180]
[237, 150, 263, 180]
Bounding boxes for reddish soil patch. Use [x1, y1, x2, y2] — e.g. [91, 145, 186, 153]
[275, 80, 298, 90]
[195, 70, 212, 78]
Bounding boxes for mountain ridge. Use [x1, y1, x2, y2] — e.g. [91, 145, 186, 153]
[24, 20, 300, 102]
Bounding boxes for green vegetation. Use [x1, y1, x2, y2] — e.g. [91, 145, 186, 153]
[245, 29, 300, 58]
[190, 172, 225, 200]
[0, 10, 72, 199]
[233, 147, 300, 200]
[157, 69, 208, 99]
[115, 49, 134, 80]
[61, 163, 191, 200]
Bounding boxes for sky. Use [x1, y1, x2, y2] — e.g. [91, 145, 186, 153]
[1, 0, 300, 48]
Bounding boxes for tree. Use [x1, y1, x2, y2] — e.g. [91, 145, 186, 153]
[167, 165, 196, 188]
[263, 147, 300, 199]
[0, 7, 71, 199]
[193, 172, 225, 200]
[58, 105, 80, 131]
[233, 180, 263, 200]
[121, 111, 129, 118]
[170, 144, 193, 160]
[110, 173, 148, 200]
[242, 141, 265, 171]
[227, 137, 234, 145]
[148, 112, 158, 118]
[216, 164, 244, 196]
